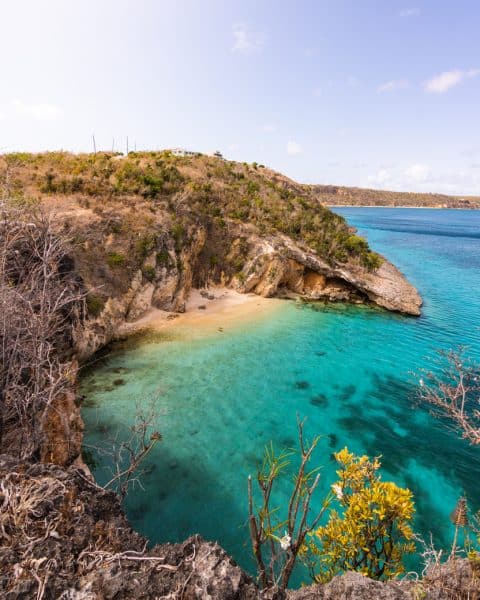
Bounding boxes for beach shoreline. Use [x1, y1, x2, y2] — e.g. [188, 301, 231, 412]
[119, 288, 285, 340]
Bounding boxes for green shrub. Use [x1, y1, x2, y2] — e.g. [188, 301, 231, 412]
[345, 234, 369, 253]
[362, 252, 383, 271]
[156, 250, 171, 266]
[135, 234, 156, 259]
[172, 222, 185, 252]
[247, 180, 260, 195]
[86, 293, 106, 317]
[142, 265, 156, 281]
[106, 252, 125, 267]
[40, 171, 57, 193]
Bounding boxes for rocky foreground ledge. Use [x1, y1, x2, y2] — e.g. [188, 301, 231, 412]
[1, 457, 477, 599]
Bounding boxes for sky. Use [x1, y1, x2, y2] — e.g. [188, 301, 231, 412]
[1, 0, 479, 195]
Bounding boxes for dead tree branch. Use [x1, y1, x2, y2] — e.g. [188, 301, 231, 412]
[0, 196, 85, 458]
[247, 416, 331, 593]
[416, 349, 480, 445]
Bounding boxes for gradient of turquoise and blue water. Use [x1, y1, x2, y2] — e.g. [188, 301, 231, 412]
[81, 208, 480, 582]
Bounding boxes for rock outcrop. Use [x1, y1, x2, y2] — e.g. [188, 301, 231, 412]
[2, 456, 478, 599]
[72, 219, 421, 360]
[0, 456, 258, 599]
[237, 233, 421, 315]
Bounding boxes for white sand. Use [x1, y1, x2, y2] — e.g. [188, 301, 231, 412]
[120, 288, 284, 339]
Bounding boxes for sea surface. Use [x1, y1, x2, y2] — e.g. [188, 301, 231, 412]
[81, 208, 480, 583]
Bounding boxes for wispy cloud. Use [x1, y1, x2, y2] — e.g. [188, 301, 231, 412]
[232, 23, 265, 54]
[405, 163, 430, 182]
[366, 164, 480, 194]
[286, 140, 302, 156]
[400, 7, 420, 17]
[261, 123, 277, 133]
[368, 169, 392, 186]
[377, 79, 409, 93]
[12, 100, 64, 120]
[424, 69, 480, 93]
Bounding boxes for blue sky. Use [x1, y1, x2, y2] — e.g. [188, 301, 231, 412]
[1, 0, 479, 194]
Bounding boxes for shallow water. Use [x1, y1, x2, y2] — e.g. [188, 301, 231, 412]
[81, 208, 480, 584]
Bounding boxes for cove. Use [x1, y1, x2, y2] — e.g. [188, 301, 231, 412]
[81, 208, 480, 584]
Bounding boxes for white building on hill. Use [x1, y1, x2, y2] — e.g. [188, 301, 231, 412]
[170, 148, 198, 157]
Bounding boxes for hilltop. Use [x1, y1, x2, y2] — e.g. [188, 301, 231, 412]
[309, 183, 480, 209]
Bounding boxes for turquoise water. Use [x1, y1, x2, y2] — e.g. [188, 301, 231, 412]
[81, 208, 480, 583]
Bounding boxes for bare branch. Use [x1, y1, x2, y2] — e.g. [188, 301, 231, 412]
[416, 349, 480, 445]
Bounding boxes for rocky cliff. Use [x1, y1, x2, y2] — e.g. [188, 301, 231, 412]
[0, 151, 420, 358]
[0, 152, 432, 599]
[1, 457, 478, 599]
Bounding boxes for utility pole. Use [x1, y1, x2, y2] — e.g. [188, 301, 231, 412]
[112, 137, 115, 152]
[126, 136, 129, 155]
[92, 134, 97, 155]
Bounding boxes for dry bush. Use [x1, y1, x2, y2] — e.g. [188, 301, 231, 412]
[0, 197, 84, 458]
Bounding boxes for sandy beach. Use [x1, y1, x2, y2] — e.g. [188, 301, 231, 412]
[120, 288, 285, 339]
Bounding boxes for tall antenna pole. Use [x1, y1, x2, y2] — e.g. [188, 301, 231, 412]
[126, 136, 129, 155]
[112, 137, 115, 152]
[92, 134, 97, 155]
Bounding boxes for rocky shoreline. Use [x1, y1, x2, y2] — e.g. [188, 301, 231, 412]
[0, 152, 440, 598]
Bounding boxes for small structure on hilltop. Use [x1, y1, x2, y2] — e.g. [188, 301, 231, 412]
[169, 148, 200, 157]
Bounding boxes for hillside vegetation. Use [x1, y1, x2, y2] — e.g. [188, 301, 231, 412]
[1, 151, 382, 270]
[309, 183, 480, 209]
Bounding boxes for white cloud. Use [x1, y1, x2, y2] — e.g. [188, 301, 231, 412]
[312, 86, 322, 97]
[377, 79, 409, 93]
[368, 169, 392, 186]
[12, 100, 64, 120]
[424, 69, 480, 93]
[365, 164, 480, 194]
[400, 7, 420, 17]
[262, 123, 277, 133]
[232, 23, 265, 54]
[405, 163, 430, 182]
[286, 140, 302, 155]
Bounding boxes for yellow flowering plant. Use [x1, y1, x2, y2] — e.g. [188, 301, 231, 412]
[308, 447, 416, 582]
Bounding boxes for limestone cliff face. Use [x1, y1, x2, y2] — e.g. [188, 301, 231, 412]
[73, 219, 421, 359]
[236, 233, 421, 315]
